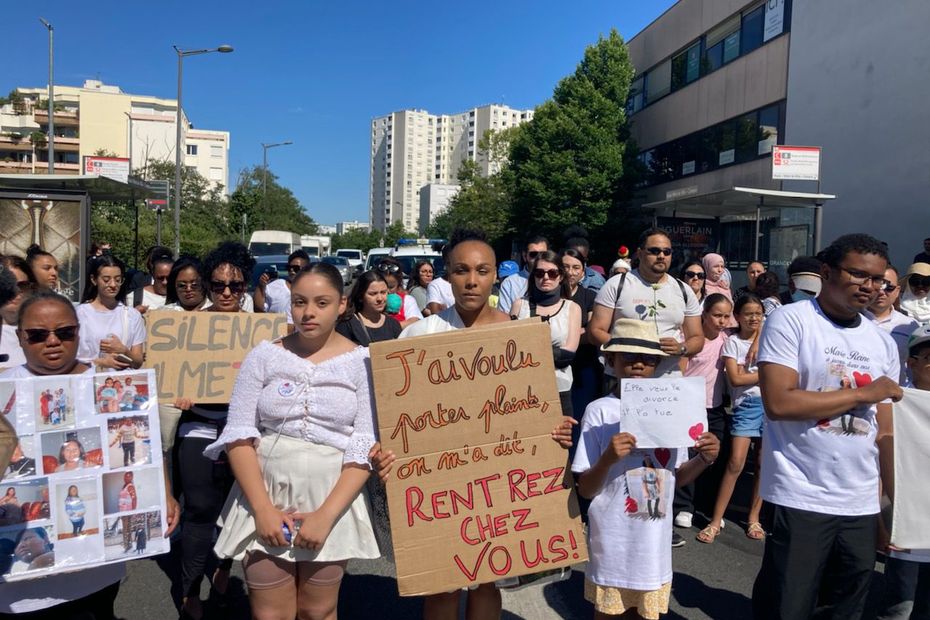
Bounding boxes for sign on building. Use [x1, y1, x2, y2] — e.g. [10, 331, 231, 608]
[83, 157, 130, 184]
[772, 145, 821, 181]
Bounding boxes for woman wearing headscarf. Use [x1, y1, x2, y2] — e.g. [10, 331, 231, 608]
[702, 253, 732, 302]
[899, 262, 930, 324]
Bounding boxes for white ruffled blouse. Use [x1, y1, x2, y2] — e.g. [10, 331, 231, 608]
[203, 341, 376, 466]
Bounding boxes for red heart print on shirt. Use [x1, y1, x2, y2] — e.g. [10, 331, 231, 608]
[654, 448, 671, 467]
[852, 372, 873, 388]
[625, 496, 639, 513]
[689, 423, 705, 441]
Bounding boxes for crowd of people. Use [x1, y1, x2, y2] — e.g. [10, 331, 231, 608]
[0, 228, 928, 620]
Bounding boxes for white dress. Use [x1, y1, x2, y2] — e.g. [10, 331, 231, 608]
[205, 341, 380, 562]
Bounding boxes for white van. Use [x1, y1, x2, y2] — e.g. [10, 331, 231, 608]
[249, 231, 301, 256]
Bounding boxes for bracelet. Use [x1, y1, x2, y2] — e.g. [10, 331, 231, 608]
[698, 452, 715, 466]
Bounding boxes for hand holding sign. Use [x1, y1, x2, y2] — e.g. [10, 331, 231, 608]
[618, 377, 708, 448]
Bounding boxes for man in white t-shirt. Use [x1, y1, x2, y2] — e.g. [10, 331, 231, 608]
[589, 227, 704, 378]
[752, 234, 903, 619]
[865, 265, 919, 385]
[253, 250, 311, 326]
[496, 235, 549, 315]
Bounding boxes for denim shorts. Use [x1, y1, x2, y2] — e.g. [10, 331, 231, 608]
[731, 395, 764, 437]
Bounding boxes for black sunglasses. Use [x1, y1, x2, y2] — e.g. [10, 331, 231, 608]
[23, 325, 79, 345]
[377, 263, 401, 274]
[209, 280, 246, 295]
[533, 268, 561, 280]
[911, 276, 930, 289]
[644, 247, 672, 257]
[527, 251, 543, 260]
[684, 271, 706, 280]
[287, 264, 304, 273]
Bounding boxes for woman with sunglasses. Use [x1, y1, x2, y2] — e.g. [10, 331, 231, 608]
[336, 270, 402, 345]
[0, 255, 37, 370]
[0, 289, 179, 617]
[680, 260, 707, 303]
[126, 254, 173, 315]
[164, 256, 208, 311]
[173, 241, 255, 620]
[406, 260, 434, 315]
[375, 257, 420, 328]
[254, 249, 311, 328]
[509, 250, 582, 419]
[77, 254, 145, 371]
[900, 262, 930, 324]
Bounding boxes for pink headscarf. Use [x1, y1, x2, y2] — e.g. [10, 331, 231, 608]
[702, 253, 731, 298]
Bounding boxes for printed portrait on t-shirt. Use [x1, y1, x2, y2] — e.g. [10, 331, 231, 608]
[815, 358, 877, 437]
[623, 451, 672, 520]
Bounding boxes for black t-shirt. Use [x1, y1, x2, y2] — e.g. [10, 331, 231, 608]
[336, 315, 402, 346]
[571, 285, 599, 367]
[913, 252, 930, 265]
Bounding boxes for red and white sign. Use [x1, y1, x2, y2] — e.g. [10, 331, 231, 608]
[83, 156, 130, 184]
[772, 146, 821, 181]
[145, 199, 167, 211]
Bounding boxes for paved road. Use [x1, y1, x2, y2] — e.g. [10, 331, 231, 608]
[113, 509, 892, 619]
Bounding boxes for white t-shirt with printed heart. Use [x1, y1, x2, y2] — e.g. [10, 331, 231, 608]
[758, 299, 899, 516]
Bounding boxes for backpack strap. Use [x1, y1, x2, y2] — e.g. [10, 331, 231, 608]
[614, 272, 628, 307]
[132, 286, 144, 308]
[674, 278, 689, 304]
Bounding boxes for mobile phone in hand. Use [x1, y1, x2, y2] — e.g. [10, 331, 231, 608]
[115, 353, 133, 365]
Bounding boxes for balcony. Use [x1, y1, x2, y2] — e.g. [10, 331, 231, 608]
[33, 109, 80, 127]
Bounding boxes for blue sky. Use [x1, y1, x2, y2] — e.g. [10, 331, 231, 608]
[6, 1, 674, 226]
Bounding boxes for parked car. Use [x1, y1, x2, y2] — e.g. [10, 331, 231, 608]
[364, 247, 392, 272]
[336, 248, 365, 274]
[321, 256, 354, 286]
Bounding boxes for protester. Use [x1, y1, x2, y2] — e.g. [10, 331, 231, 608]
[590, 228, 704, 380]
[736, 261, 765, 299]
[128, 245, 173, 293]
[253, 249, 311, 326]
[866, 266, 919, 384]
[204, 262, 379, 620]
[127, 252, 173, 314]
[77, 254, 145, 371]
[0, 290, 177, 616]
[700, 294, 766, 544]
[375, 257, 419, 328]
[899, 262, 930, 323]
[562, 248, 602, 428]
[406, 260, 434, 314]
[564, 227, 606, 291]
[680, 260, 707, 303]
[425, 243, 455, 316]
[336, 270, 402, 345]
[755, 272, 782, 316]
[702, 254, 731, 301]
[0, 255, 35, 370]
[876, 324, 930, 619]
[912, 237, 930, 264]
[781, 255, 823, 304]
[498, 234, 550, 314]
[25, 245, 59, 292]
[173, 241, 254, 620]
[510, 250, 582, 419]
[751, 234, 903, 619]
[610, 259, 631, 277]
[164, 256, 207, 311]
[675, 293, 732, 540]
[573, 318, 719, 620]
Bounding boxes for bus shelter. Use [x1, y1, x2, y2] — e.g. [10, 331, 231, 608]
[0, 174, 158, 302]
[640, 186, 835, 287]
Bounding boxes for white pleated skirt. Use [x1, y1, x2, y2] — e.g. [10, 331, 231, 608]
[214, 433, 380, 563]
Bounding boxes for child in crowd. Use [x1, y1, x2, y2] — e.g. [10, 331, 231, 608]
[699, 294, 765, 543]
[573, 318, 720, 619]
[878, 324, 930, 619]
[674, 293, 732, 532]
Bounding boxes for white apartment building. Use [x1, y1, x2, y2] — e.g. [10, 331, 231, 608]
[336, 220, 369, 234]
[0, 80, 230, 195]
[419, 184, 460, 234]
[369, 104, 534, 232]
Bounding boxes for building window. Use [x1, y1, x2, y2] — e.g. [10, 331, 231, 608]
[210, 145, 223, 158]
[628, 76, 645, 114]
[671, 41, 701, 91]
[645, 59, 671, 103]
[740, 5, 765, 55]
[186, 144, 198, 156]
[703, 14, 740, 74]
[209, 167, 223, 181]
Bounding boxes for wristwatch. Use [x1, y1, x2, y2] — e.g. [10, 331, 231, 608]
[678, 343, 688, 356]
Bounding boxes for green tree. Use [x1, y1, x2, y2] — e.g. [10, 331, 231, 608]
[507, 29, 640, 243]
[229, 166, 318, 239]
[331, 228, 383, 254]
[427, 156, 513, 244]
[382, 221, 417, 247]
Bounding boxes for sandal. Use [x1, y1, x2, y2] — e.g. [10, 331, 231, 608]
[696, 525, 720, 544]
[746, 522, 766, 540]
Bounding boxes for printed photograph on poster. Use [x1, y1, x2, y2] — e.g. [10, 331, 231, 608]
[55, 479, 100, 539]
[106, 416, 151, 468]
[0, 478, 50, 526]
[39, 428, 104, 475]
[102, 468, 161, 515]
[0, 525, 55, 576]
[0, 382, 15, 418]
[33, 376, 75, 431]
[94, 373, 150, 414]
[4, 436, 37, 480]
[103, 510, 162, 560]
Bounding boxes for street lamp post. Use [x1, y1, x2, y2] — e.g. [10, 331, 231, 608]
[39, 18, 54, 173]
[261, 141, 292, 228]
[173, 44, 233, 257]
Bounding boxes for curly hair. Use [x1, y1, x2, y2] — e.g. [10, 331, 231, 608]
[817, 234, 888, 268]
[200, 241, 256, 286]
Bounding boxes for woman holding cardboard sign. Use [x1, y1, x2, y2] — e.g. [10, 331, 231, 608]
[204, 262, 379, 620]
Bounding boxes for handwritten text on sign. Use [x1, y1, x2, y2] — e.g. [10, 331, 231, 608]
[618, 377, 708, 448]
[144, 310, 288, 403]
[370, 320, 587, 596]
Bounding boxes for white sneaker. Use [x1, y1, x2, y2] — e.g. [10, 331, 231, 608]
[674, 511, 693, 528]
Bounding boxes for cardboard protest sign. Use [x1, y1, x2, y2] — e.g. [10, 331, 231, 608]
[891, 387, 930, 549]
[618, 377, 708, 448]
[370, 320, 587, 596]
[144, 310, 287, 403]
[0, 370, 169, 582]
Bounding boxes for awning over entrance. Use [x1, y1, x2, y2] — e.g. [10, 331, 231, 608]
[0, 173, 159, 202]
[640, 186, 836, 259]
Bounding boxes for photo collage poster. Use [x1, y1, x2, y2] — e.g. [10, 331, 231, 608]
[0, 369, 168, 582]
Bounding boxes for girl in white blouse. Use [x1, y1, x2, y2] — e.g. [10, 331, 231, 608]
[204, 262, 379, 619]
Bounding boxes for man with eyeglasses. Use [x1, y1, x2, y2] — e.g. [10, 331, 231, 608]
[497, 235, 549, 315]
[589, 227, 704, 379]
[751, 234, 903, 619]
[253, 250, 310, 328]
[865, 266, 918, 385]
